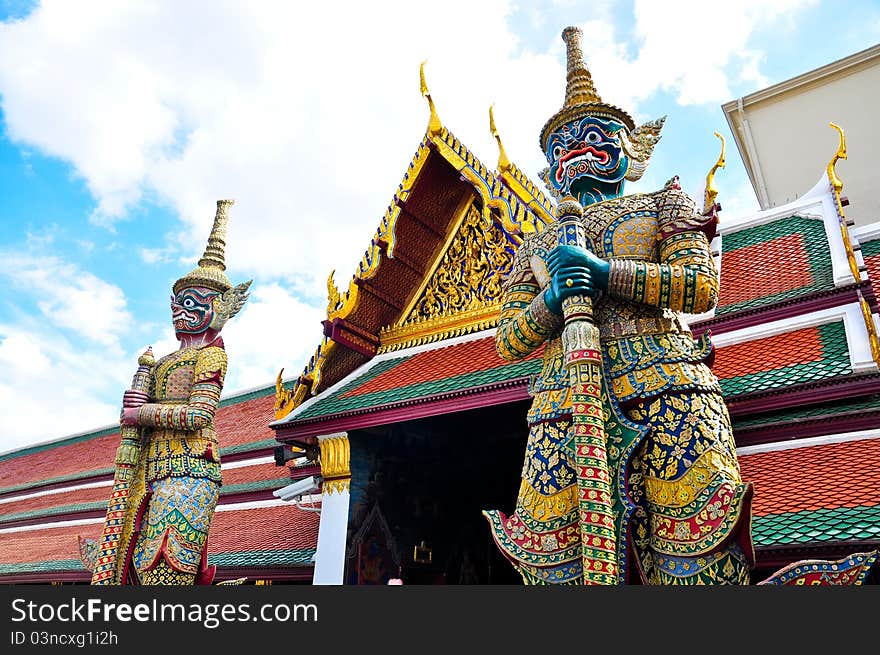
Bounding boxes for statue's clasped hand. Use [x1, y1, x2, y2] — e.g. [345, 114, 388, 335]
[543, 245, 609, 315]
[121, 390, 149, 427]
[123, 390, 150, 408]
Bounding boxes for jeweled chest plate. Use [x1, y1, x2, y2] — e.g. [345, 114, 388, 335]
[582, 195, 659, 260]
[153, 348, 198, 402]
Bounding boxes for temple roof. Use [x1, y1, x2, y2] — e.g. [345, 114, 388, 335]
[275, 311, 875, 440]
[275, 333, 539, 438]
[274, 117, 554, 420]
[0, 384, 317, 583]
[741, 436, 880, 552]
[714, 214, 836, 316]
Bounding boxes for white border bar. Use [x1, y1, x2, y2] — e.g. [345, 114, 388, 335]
[738, 428, 880, 456]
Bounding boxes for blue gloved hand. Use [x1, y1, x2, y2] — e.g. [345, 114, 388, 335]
[543, 265, 593, 315]
[546, 244, 610, 292]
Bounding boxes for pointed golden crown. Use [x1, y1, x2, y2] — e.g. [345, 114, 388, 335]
[173, 199, 235, 294]
[539, 26, 635, 151]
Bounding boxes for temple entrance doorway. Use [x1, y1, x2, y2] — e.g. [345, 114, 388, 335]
[344, 401, 530, 584]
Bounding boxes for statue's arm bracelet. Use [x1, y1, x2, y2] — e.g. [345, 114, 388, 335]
[606, 231, 719, 314]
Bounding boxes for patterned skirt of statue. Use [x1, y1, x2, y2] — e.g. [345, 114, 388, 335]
[131, 476, 220, 585]
[484, 388, 753, 585]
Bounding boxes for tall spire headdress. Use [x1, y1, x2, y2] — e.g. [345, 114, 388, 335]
[174, 199, 252, 329]
[540, 26, 665, 182]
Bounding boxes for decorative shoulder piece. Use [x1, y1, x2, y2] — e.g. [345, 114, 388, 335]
[655, 181, 718, 242]
[622, 116, 666, 182]
[77, 535, 98, 572]
[210, 280, 252, 331]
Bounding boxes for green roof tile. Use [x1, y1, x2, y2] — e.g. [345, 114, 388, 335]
[294, 354, 541, 421]
[0, 549, 316, 576]
[720, 322, 850, 397]
[733, 394, 880, 430]
[861, 238, 880, 258]
[753, 505, 880, 547]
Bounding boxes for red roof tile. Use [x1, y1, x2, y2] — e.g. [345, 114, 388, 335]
[0, 503, 319, 566]
[0, 391, 276, 492]
[0, 485, 110, 517]
[740, 437, 880, 516]
[0, 460, 288, 523]
[712, 325, 824, 380]
[865, 252, 880, 291]
[214, 394, 277, 448]
[718, 233, 813, 308]
[221, 461, 288, 486]
[345, 336, 541, 397]
[0, 433, 117, 491]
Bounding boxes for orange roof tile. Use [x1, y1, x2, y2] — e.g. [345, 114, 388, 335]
[740, 437, 880, 517]
[712, 325, 824, 381]
[719, 233, 813, 307]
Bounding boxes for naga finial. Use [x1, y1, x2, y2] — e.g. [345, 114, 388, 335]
[827, 122, 847, 194]
[326, 269, 341, 317]
[489, 104, 511, 173]
[274, 368, 298, 420]
[420, 61, 443, 137]
[704, 131, 726, 214]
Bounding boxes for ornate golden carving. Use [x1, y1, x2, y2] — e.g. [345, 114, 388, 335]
[825, 123, 879, 366]
[704, 131, 726, 213]
[378, 303, 502, 353]
[410, 204, 511, 319]
[326, 271, 341, 316]
[858, 292, 880, 366]
[319, 434, 351, 494]
[379, 204, 514, 352]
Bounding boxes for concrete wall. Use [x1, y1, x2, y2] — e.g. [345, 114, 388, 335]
[724, 44, 880, 227]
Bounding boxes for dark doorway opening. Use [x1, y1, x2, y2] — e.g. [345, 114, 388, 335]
[344, 400, 530, 584]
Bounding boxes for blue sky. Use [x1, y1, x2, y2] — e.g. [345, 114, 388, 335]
[0, 0, 878, 449]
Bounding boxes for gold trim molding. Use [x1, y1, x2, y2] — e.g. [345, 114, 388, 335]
[378, 303, 501, 353]
[319, 434, 351, 494]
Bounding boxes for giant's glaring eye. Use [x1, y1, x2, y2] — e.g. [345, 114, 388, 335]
[586, 131, 600, 144]
[183, 298, 195, 308]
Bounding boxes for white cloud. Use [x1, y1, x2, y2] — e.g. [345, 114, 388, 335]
[219, 282, 324, 392]
[0, 253, 133, 351]
[0, 1, 813, 294]
[572, 0, 817, 111]
[0, 318, 134, 450]
[0, 0, 816, 448]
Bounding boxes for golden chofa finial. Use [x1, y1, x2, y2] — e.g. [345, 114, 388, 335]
[827, 122, 847, 194]
[326, 269, 341, 317]
[704, 132, 726, 213]
[420, 61, 443, 137]
[489, 104, 511, 173]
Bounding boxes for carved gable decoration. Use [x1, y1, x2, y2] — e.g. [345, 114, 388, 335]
[378, 203, 518, 352]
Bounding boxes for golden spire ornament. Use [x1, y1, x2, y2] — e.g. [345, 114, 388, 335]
[174, 199, 236, 294]
[540, 26, 635, 151]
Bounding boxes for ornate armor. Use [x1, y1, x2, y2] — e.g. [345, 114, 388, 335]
[485, 184, 754, 584]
